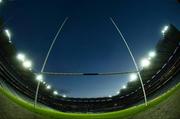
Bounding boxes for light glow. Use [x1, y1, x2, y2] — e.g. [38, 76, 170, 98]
[130, 73, 138, 82]
[140, 58, 151, 68]
[23, 60, 32, 69]
[46, 85, 51, 89]
[53, 91, 58, 95]
[62, 94, 67, 98]
[17, 53, 26, 62]
[116, 91, 120, 95]
[161, 25, 169, 34]
[122, 85, 127, 89]
[148, 51, 156, 58]
[4, 29, 11, 42]
[36, 74, 43, 82]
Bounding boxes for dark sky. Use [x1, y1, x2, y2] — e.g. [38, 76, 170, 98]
[1, 0, 180, 98]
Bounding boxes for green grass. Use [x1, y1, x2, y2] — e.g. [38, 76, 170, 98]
[0, 83, 180, 119]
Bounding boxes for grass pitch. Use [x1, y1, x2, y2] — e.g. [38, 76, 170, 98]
[0, 83, 180, 119]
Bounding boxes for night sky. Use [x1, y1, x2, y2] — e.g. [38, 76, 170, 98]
[0, 0, 180, 98]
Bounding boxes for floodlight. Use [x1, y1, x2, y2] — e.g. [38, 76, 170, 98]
[122, 85, 127, 89]
[116, 91, 120, 95]
[62, 94, 67, 98]
[53, 91, 58, 95]
[148, 51, 156, 58]
[140, 58, 151, 68]
[23, 60, 32, 69]
[17, 53, 26, 62]
[4, 29, 11, 42]
[161, 25, 169, 34]
[36, 74, 43, 82]
[0, 0, 3, 3]
[130, 73, 138, 82]
[46, 85, 51, 89]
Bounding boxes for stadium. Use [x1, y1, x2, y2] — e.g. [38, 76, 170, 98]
[0, 0, 180, 119]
